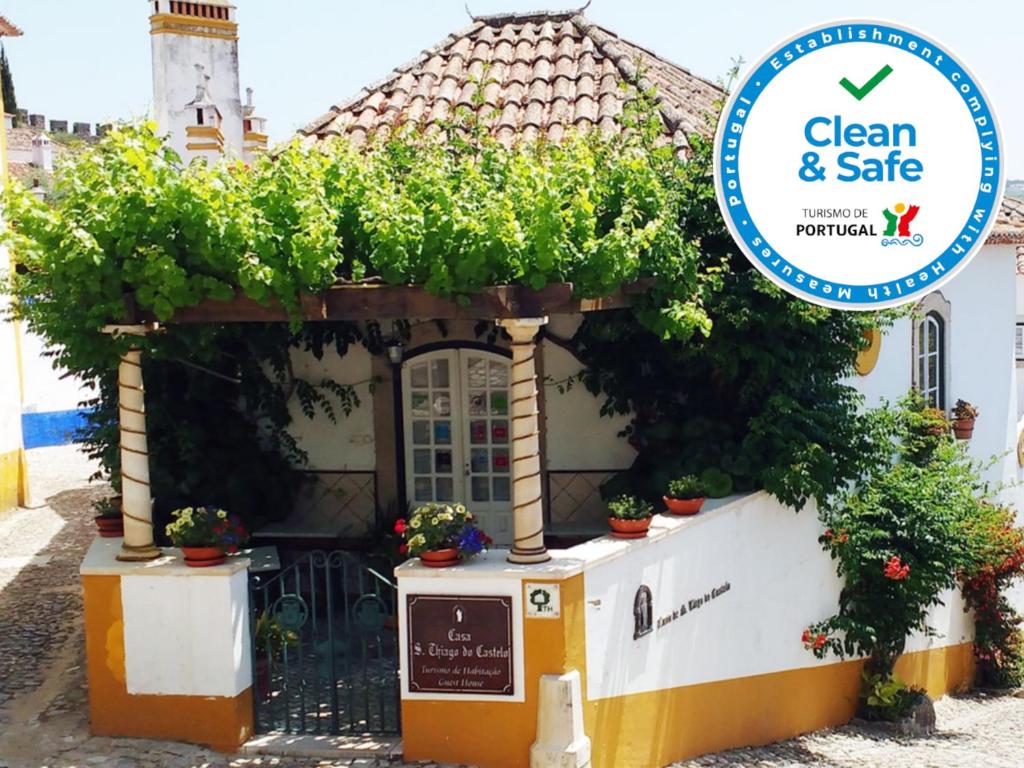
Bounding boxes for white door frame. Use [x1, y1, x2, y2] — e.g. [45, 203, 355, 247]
[400, 347, 515, 545]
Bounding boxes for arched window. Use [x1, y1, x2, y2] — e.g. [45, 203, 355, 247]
[912, 293, 951, 410]
[917, 312, 945, 409]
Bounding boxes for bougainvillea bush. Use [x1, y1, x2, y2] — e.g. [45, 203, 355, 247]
[804, 392, 999, 712]
[960, 504, 1024, 688]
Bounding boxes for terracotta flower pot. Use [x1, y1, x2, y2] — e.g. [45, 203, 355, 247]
[952, 418, 975, 440]
[663, 496, 705, 516]
[181, 545, 226, 567]
[94, 515, 124, 538]
[420, 547, 460, 568]
[608, 516, 652, 539]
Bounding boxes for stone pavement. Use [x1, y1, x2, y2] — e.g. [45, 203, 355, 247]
[2, 444, 1024, 768]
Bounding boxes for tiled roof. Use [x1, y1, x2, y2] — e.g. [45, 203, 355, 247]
[0, 15, 22, 37]
[299, 10, 723, 150]
[993, 196, 1024, 245]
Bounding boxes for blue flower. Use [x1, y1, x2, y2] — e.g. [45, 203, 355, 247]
[458, 524, 486, 556]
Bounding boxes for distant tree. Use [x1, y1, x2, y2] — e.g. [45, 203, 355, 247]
[1, 44, 17, 114]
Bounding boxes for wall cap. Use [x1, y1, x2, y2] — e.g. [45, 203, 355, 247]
[395, 491, 763, 581]
[80, 535, 250, 577]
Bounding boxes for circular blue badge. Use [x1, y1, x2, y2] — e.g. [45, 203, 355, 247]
[714, 20, 1003, 309]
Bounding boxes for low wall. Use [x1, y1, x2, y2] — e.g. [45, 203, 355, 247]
[395, 492, 975, 768]
[80, 538, 254, 751]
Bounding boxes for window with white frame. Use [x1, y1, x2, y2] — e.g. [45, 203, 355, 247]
[916, 313, 945, 408]
[1015, 323, 1024, 361]
[912, 293, 951, 410]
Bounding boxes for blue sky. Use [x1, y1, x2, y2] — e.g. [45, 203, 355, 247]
[3, 1, 1023, 177]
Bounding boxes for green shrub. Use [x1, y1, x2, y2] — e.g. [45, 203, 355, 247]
[666, 475, 706, 500]
[699, 467, 734, 498]
[607, 495, 653, 520]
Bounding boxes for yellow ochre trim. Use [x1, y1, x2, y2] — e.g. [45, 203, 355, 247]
[244, 131, 268, 144]
[185, 142, 224, 152]
[185, 125, 224, 142]
[855, 328, 882, 375]
[584, 642, 974, 768]
[151, 28, 238, 41]
[149, 12, 237, 31]
[0, 448, 23, 511]
[82, 575, 254, 752]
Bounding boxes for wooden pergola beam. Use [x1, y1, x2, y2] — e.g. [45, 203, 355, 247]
[157, 281, 649, 324]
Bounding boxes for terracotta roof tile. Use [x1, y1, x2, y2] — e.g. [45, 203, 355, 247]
[299, 11, 723, 150]
[993, 197, 1024, 244]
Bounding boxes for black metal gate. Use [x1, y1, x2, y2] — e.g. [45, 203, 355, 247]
[249, 550, 400, 735]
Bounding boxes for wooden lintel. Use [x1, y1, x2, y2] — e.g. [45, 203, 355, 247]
[163, 281, 644, 324]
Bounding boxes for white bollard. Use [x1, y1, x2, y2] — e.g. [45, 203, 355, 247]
[530, 670, 592, 768]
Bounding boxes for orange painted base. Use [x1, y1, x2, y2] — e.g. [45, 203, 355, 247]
[82, 574, 254, 752]
[589, 642, 975, 768]
[401, 563, 974, 768]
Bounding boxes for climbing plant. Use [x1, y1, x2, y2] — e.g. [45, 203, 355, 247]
[3, 98, 887, 522]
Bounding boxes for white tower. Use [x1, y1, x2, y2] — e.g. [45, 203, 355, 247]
[149, 0, 244, 163]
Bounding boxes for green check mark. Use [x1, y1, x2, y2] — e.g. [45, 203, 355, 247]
[839, 65, 893, 100]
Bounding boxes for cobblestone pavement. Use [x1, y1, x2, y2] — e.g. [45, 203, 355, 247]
[3, 445, 1024, 768]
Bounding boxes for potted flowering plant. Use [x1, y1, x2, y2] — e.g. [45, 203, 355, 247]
[607, 495, 654, 539]
[663, 475, 707, 515]
[165, 506, 247, 567]
[951, 399, 979, 440]
[93, 496, 124, 538]
[394, 502, 491, 568]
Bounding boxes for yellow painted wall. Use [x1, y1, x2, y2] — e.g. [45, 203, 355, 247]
[0, 75, 27, 512]
[584, 642, 974, 768]
[81, 574, 254, 752]
[0, 447, 25, 510]
[401, 571, 974, 768]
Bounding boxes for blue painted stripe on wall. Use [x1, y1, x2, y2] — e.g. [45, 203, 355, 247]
[21, 408, 90, 449]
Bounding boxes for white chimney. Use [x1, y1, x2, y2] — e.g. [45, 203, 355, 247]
[31, 133, 53, 172]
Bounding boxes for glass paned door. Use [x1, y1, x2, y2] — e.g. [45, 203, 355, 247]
[402, 350, 514, 547]
[462, 354, 512, 546]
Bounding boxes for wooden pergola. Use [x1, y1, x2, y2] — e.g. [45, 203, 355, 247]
[110, 280, 644, 565]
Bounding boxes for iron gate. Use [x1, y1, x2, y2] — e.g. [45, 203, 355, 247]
[249, 550, 400, 735]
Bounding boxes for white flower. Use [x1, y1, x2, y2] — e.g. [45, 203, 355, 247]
[217, 510, 227, 519]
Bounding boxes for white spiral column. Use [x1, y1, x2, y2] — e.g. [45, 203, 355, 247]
[499, 317, 550, 564]
[111, 336, 162, 561]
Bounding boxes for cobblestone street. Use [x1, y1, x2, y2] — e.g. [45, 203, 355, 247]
[2, 444, 1024, 768]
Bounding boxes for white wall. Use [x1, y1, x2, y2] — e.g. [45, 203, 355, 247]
[285, 345, 376, 471]
[854, 245, 1019, 493]
[581, 493, 972, 701]
[19, 330, 92, 414]
[542, 314, 636, 471]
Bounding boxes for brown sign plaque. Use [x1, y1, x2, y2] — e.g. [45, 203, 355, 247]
[406, 594, 514, 695]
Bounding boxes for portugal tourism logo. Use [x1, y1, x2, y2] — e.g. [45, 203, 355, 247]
[714, 20, 1002, 309]
[881, 202, 923, 246]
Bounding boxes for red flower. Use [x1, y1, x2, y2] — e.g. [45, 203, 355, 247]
[813, 634, 827, 650]
[883, 555, 910, 581]
[824, 529, 833, 539]
[837, 530, 849, 544]
[801, 628, 812, 644]
[394, 518, 407, 535]
[398, 543, 408, 555]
